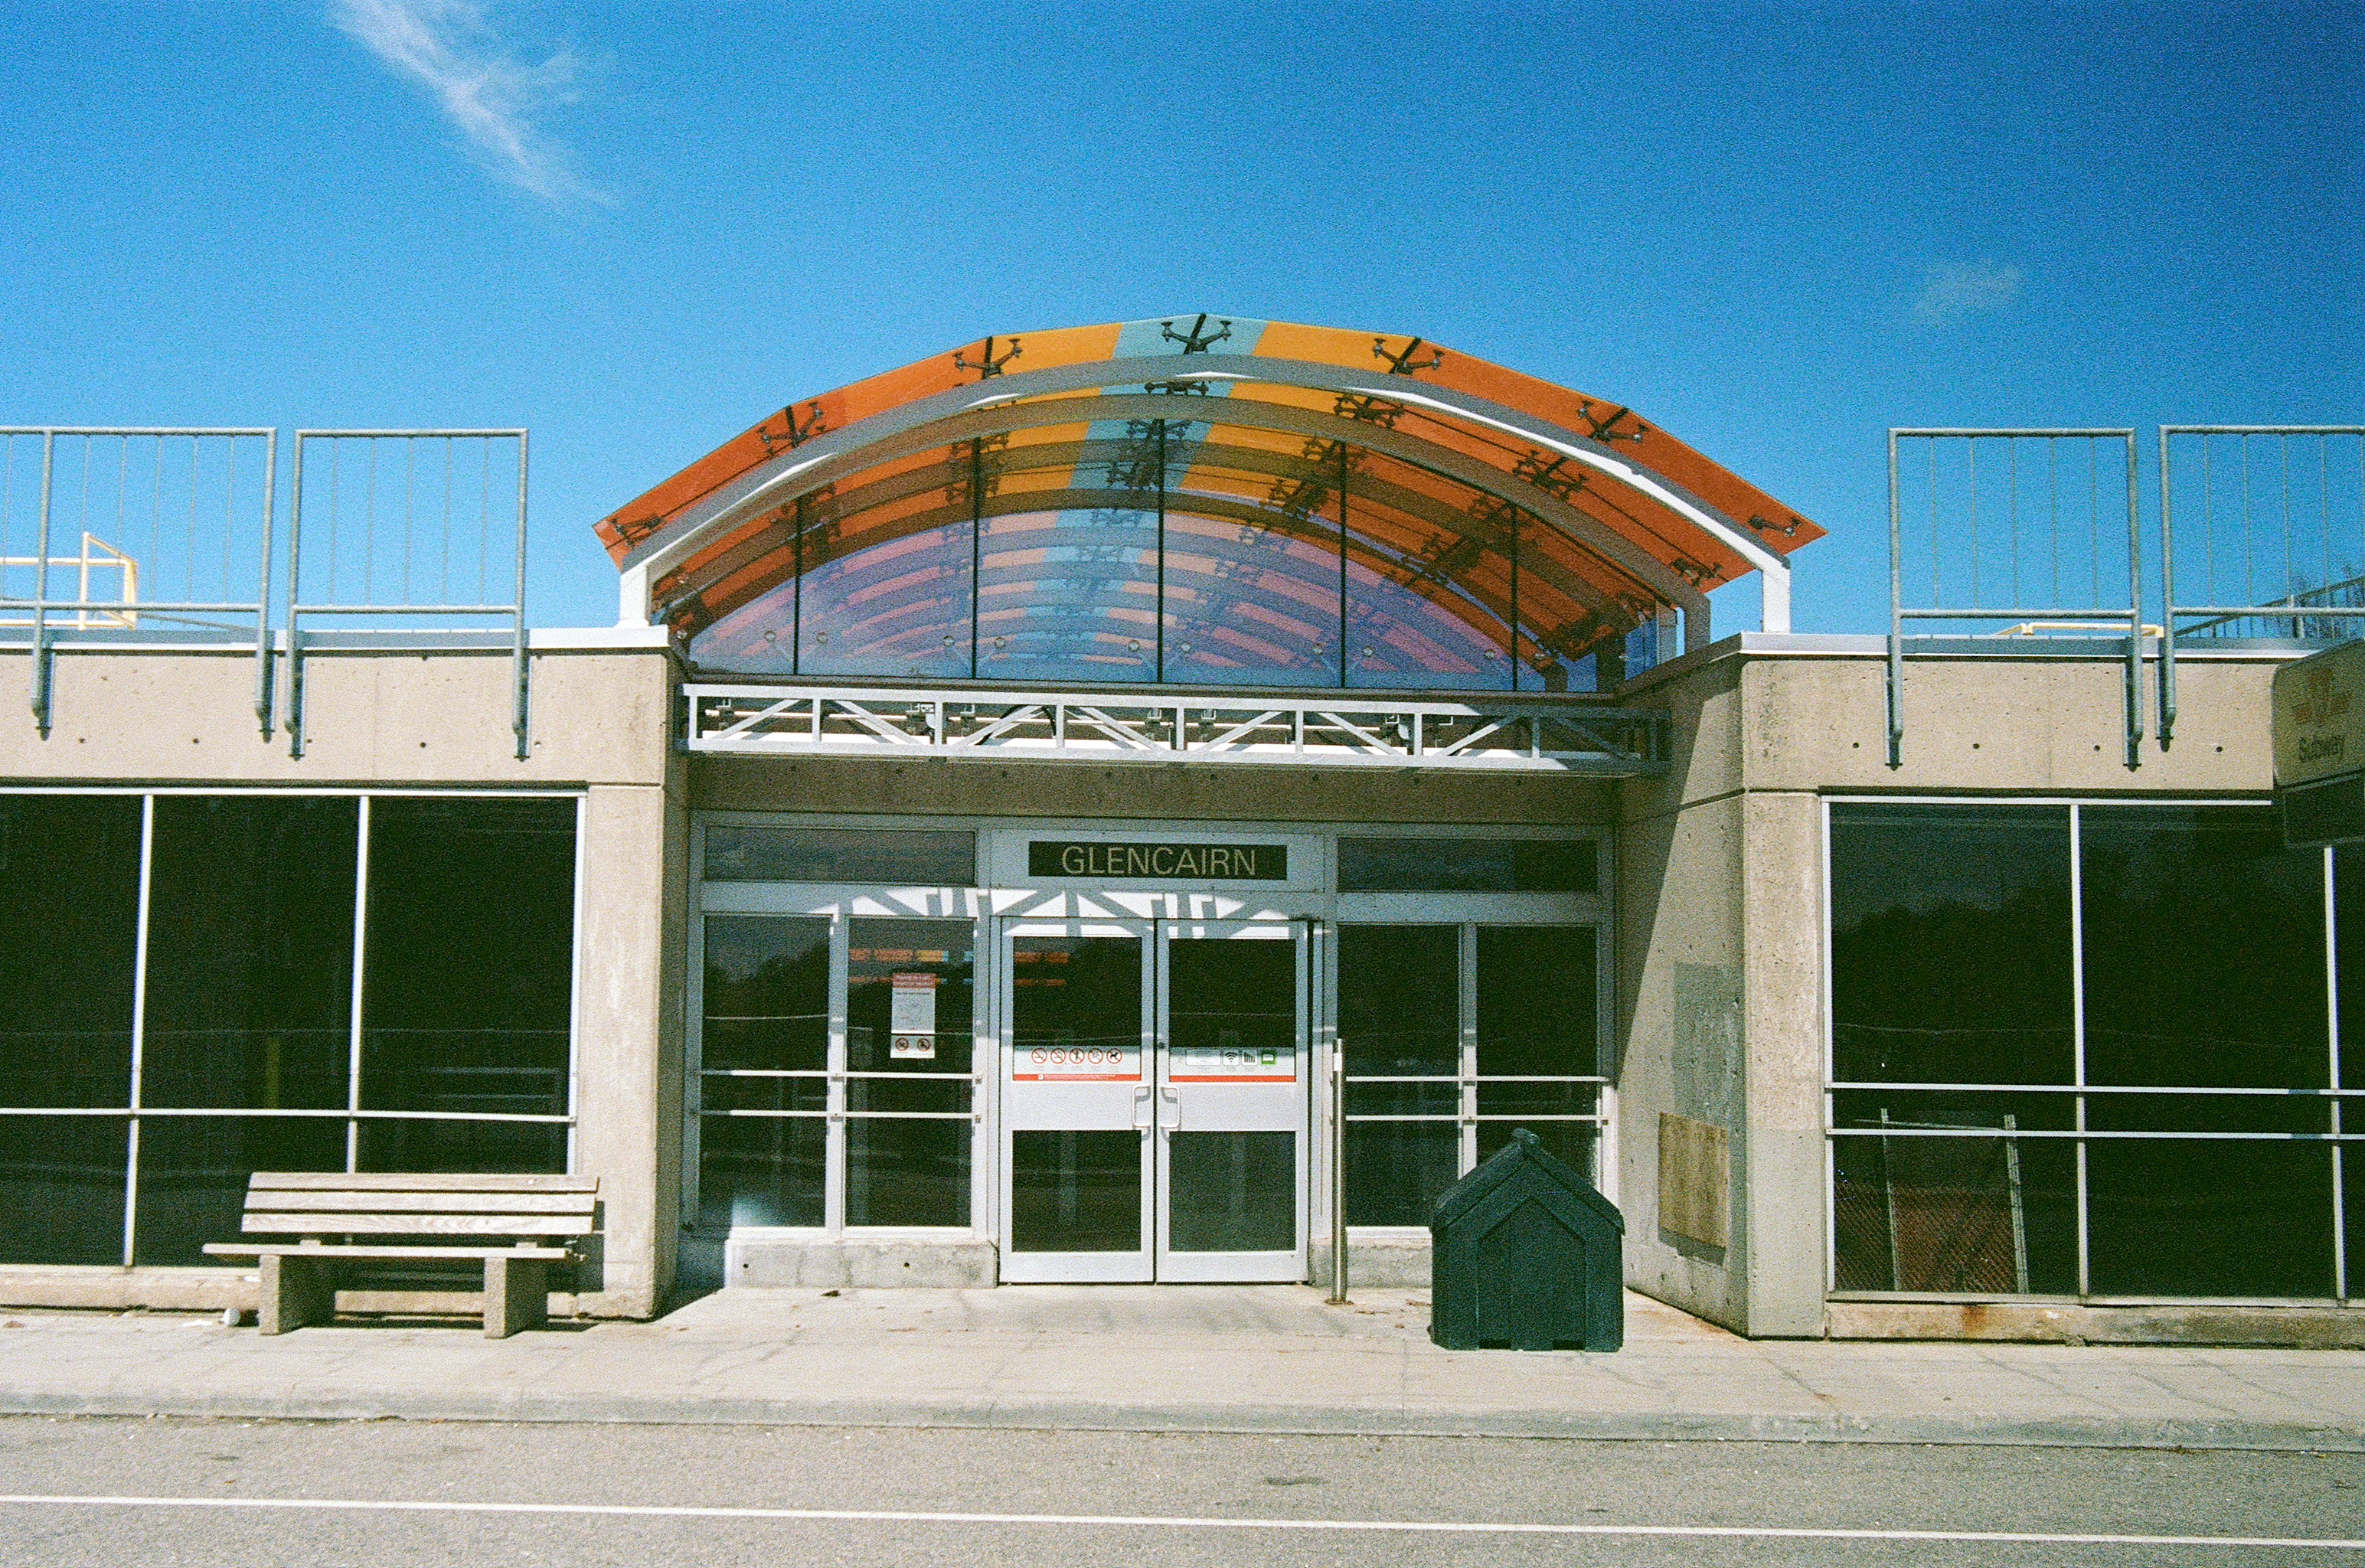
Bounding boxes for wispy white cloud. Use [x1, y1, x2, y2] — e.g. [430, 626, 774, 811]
[1913, 259, 2024, 325]
[332, 0, 606, 204]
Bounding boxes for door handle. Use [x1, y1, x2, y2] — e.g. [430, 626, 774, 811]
[1132, 1085, 1153, 1131]
[1157, 1086, 1181, 1132]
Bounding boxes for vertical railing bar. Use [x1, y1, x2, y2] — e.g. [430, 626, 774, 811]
[149, 435, 162, 586]
[1927, 437, 1937, 608]
[440, 436, 453, 604]
[2008, 437, 2019, 606]
[1968, 436, 1979, 604]
[479, 436, 491, 605]
[2282, 438, 2294, 619]
[222, 433, 234, 602]
[181, 436, 193, 603]
[2049, 438, 2060, 607]
[401, 434, 414, 606]
[2240, 433, 2254, 606]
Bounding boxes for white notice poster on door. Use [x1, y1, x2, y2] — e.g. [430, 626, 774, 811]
[890, 972, 936, 1059]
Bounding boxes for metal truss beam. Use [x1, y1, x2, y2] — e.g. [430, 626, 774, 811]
[682, 681, 1669, 774]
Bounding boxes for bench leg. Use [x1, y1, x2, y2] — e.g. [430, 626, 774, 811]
[259, 1253, 334, 1334]
[484, 1256, 548, 1338]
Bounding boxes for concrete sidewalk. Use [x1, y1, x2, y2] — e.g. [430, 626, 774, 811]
[2, 1285, 2361, 1451]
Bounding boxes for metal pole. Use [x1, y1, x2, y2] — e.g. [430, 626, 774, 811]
[1336, 445, 1349, 689]
[253, 430, 276, 737]
[512, 431, 531, 760]
[2122, 431, 2143, 767]
[1155, 421, 1166, 681]
[31, 432, 54, 733]
[1886, 430, 1903, 767]
[1328, 1037, 1349, 1305]
[286, 434, 307, 756]
[2158, 426, 2179, 748]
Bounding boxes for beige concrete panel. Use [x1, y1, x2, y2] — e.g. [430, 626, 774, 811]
[691, 753, 1618, 825]
[0, 648, 673, 787]
[1737, 789, 1827, 1338]
[1617, 655, 1741, 822]
[570, 782, 672, 1318]
[1614, 790, 1746, 1332]
[1826, 1298, 2365, 1348]
[650, 747, 691, 1307]
[1743, 654, 2280, 795]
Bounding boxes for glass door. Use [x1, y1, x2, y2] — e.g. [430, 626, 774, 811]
[1155, 921, 1306, 1282]
[998, 918, 1308, 1283]
[1001, 921, 1153, 1282]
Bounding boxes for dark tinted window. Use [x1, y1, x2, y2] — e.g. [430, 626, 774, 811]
[1829, 804, 2073, 1085]
[361, 797, 577, 1118]
[1338, 838, 1596, 893]
[2080, 805, 2324, 1089]
[0, 795, 140, 1108]
[143, 796, 357, 1110]
[705, 828, 975, 885]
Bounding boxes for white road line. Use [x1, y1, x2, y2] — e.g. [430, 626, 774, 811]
[0, 1494, 2357, 1550]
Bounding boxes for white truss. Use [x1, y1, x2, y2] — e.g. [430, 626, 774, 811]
[683, 683, 1668, 773]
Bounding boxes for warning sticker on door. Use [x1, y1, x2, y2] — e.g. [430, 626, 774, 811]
[1012, 1040, 1142, 1081]
[889, 972, 938, 1035]
[1169, 1043, 1296, 1082]
[890, 1034, 936, 1060]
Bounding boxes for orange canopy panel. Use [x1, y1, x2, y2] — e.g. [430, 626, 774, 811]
[600, 316, 1816, 579]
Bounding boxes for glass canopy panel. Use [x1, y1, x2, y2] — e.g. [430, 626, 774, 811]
[1158, 505, 1340, 687]
[976, 506, 1158, 683]
[680, 428, 1649, 694]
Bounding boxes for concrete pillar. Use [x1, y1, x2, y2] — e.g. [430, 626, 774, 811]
[572, 779, 681, 1318]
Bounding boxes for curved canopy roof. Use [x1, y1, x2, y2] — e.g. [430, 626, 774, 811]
[599, 317, 1820, 690]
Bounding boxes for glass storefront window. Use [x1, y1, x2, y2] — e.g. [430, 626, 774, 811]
[1338, 837, 1597, 894]
[0, 791, 581, 1269]
[1827, 800, 2347, 1302]
[704, 828, 976, 886]
[698, 916, 829, 1228]
[845, 918, 975, 1228]
[1338, 922, 1602, 1229]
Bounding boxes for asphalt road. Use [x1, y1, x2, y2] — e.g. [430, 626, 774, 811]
[2, 1416, 2360, 1566]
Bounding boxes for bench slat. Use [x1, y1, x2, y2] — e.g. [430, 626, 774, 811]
[242, 1212, 594, 1236]
[204, 1243, 576, 1262]
[248, 1172, 596, 1194]
[247, 1191, 596, 1216]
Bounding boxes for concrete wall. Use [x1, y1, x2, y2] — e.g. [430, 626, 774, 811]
[693, 751, 1617, 825]
[0, 639, 683, 1319]
[1611, 638, 2292, 1340]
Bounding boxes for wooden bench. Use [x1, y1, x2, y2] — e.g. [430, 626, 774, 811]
[203, 1172, 599, 1338]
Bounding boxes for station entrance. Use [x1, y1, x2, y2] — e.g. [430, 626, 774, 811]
[1000, 919, 1309, 1282]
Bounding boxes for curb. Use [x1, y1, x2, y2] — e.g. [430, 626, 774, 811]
[3, 1389, 2359, 1452]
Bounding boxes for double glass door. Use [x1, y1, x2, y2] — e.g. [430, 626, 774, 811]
[1000, 919, 1308, 1282]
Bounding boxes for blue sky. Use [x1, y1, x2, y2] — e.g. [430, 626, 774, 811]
[2, 1, 2357, 633]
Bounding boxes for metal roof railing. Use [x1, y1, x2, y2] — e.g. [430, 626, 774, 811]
[2158, 425, 2365, 746]
[1886, 429, 2143, 768]
[1, 426, 277, 737]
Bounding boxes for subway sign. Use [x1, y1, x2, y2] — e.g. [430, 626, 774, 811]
[1028, 840, 1288, 881]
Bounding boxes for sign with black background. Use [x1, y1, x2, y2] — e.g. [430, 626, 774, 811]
[1028, 841, 1288, 881]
